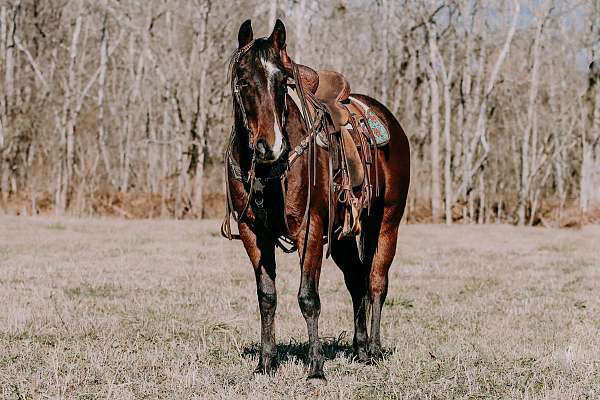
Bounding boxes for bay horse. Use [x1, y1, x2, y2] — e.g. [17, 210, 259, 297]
[222, 19, 410, 381]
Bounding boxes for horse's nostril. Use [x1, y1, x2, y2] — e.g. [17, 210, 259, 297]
[256, 138, 268, 155]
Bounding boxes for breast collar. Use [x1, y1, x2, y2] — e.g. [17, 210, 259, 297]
[227, 136, 290, 185]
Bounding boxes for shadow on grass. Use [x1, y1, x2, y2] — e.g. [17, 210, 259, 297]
[242, 332, 393, 366]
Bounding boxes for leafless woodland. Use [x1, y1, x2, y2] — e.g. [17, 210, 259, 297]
[0, 0, 599, 224]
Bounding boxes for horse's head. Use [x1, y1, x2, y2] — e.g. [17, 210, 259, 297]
[230, 19, 290, 165]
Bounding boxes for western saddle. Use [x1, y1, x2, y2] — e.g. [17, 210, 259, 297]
[281, 51, 379, 241]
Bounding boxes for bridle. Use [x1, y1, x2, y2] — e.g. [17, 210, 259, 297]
[231, 40, 289, 151]
[221, 40, 322, 255]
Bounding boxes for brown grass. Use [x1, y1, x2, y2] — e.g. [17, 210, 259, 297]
[1, 217, 599, 399]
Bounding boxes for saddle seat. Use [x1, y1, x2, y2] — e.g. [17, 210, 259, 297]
[315, 70, 352, 128]
[292, 66, 352, 128]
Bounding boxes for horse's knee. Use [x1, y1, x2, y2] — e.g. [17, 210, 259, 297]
[369, 272, 388, 296]
[298, 289, 320, 318]
[258, 289, 277, 313]
[369, 274, 388, 305]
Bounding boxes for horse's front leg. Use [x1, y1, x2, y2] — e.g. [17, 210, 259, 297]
[297, 215, 325, 381]
[239, 223, 277, 374]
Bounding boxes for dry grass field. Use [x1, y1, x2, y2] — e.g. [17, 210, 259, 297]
[1, 217, 599, 399]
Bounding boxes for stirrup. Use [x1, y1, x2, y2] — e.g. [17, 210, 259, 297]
[338, 199, 362, 239]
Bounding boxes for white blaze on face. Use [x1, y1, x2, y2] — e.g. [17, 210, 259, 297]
[272, 120, 284, 158]
[261, 57, 285, 159]
[263, 59, 280, 81]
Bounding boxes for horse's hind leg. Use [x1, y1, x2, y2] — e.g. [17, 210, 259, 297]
[367, 218, 400, 359]
[239, 223, 277, 374]
[331, 240, 369, 362]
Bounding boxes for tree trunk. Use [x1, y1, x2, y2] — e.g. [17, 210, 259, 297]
[518, 10, 544, 225]
[427, 27, 442, 222]
[56, 11, 83, 214]
[268, 0, 277, 29]
[294, 0, 308, 63]
[4, 4, 15, 113]
[97, 16, 114, 186]
[379, 0, 390, 105]
[430, 32, 455, 225]
[581, 60, 600, 213]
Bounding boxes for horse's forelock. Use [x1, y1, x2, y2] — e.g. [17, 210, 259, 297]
[230, 38, 281, 83]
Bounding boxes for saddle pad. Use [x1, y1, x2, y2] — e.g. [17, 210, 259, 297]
[314, 103, 390, 149]
[363, 108, 390, 147]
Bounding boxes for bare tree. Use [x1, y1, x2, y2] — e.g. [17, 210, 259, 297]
[517, 2, 553, 225]
[426, 22, 442, 222]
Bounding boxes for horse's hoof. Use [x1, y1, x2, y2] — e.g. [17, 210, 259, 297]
[253, 363, 266, 375]
[306, 374, 327, 386]
[353, 349, 370, 363]
[367, 346, 385, 363]
[253, 359, 276, 375]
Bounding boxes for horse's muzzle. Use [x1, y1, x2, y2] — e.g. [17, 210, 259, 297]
[255, 138, 285, 164]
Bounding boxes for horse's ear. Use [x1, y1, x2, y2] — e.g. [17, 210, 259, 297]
[238, 19, 253, 48]
[269, 19, 286, 50]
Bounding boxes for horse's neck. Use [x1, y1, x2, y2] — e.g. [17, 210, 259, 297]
[283, 109, 313, 198]
[286, 107, 309, 155]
